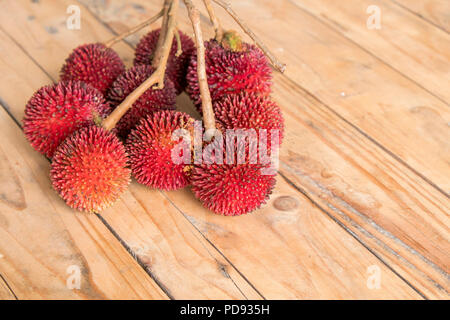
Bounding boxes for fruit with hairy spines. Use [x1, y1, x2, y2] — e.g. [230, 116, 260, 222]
[60, 43, 125, 94]
[126, 110, 194, 190]
[186, 31, 272, 109]
[134, 28, 195, 94]
[23, 81, 111, 158]
[107, 65, 177, 139]
[50, 125, 130, 213]
[191, 138, 276, 216]
[214, 92, 284, 147]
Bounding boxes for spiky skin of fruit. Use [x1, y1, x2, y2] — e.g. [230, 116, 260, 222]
[23, 81, 111, 158]
[186, 39, 272, 108]
[60, 43, 125, 94]
[214, 92, 284, 145]
[107, 65, 177, 139]
[126, 110, 194, 191]
[51, 126, 131, 213]
[134, 28, 195, 94]
[191, 139, 276, 216]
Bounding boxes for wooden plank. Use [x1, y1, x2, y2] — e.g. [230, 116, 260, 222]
[103, 185, 263, 299]
[274, 77, 450, 298]
[0, 104, 167, 299]
[292, 0, 450, 103]
[0, 0, 422, 299]
[80, 0, 450, 298]
[78, 0, 433, 299]
[205, 0, 450, 193]
[392, 0, 450, 32]
[0, 5, 261, 300]
[0, 277, 16, 300]
[164, 176, 424, 299]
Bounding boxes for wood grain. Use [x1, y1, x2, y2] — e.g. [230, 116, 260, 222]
[81, 0, 448, 297]
[207, 0, 450, 193]
[77, 0, 450, 298]
[165, 176, 424, 299]
[274, 76, 450, 298]
[0, 277, 16, 300]
[293, 0, 450, 103]
[0, 3, 261, 300]
[0, 0, 425, 299]
[0, 103, 167, 299]
[392, 0, 450, 32]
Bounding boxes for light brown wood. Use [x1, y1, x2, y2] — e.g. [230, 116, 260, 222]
[393, 0, 450, 32]
[0, 0, 426, 299]
[202, 0, 450, 193]
[86, 0, 450, 298]
[273, 77, 450, 299]
[293, 0, 450, 103]
[0, 3, 261, 300]
[163, 176, 422, 299]
[0, 104, 167, 299]
[0, 278, 15, 300]
[0, 0, 448, 299]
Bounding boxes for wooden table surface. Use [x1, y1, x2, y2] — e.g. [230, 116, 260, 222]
[0, 0, 448, 300]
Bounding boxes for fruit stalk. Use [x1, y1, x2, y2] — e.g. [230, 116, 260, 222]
[202, 0, 223, 42]
[102, 0, 178, 131]
[152, 0, 173, 68]
[184, 0, 216, 134]
[104, 9, 165, 48]
[211, 0, 286, 73]
[174, 24, 183, 57]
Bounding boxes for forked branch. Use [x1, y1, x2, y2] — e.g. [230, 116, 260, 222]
[183, 0, 216, 134]
[102, 1, 178, 131]
[152, 0, 173, 68]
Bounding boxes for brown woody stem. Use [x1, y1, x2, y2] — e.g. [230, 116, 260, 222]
[202, 0, 223, 42]
[212, 0, 286, 73]
[183, 0, 216, 134]
[104, 9, 164, 48]
[152, 0, 172, 68]
[174, 25, 183, 57]
[102, 0, 178, 131]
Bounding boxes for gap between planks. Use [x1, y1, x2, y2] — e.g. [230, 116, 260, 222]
[0, 14, 262, 300]
[77, 0, 428, 297]
[390, 0, 450, 34]
[289, 0, 450, 106]
[0, 0, 442, 298]
[0, 272, 17, 300]
[0, 28, 174, 299]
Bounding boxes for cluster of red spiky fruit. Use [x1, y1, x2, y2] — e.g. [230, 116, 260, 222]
[23, 8, 284, 216]
[186, 31, 272, 109]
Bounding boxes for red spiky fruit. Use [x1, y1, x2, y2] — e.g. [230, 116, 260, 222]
[186, 32, 272, 108]
[107, 65, 177, 139]
[191, 139, 276, 216]
[214, 92, 284, 145]
[50, 125, 131, 213]
[134, 28, 195, 94]
[23, 81, 111, 158]
[60, 43, 125, 94]
[126, 110, 194, 190]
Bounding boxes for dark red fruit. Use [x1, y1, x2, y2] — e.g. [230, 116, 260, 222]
[107, 65, 176, 139]
[23, 81, 111, 158]
[134, 28, 195, 94]
[191, 139, 276, 216]
[126, 110, 194, 190]
[214, 92, 284, 147]
[60, 43, 125, 94]
[186, 36, 272, 108]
